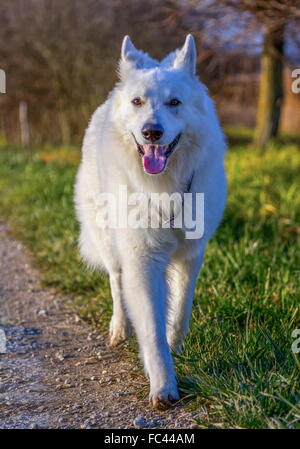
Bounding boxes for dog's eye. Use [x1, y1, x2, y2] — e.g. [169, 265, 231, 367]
[168, 98, 181, 106]
[132, 97, 142, 106]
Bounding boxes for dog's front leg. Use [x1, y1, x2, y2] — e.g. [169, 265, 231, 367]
[167, 253, 203, 353]
[121, 253, 179, 409]
[109, 270, 132, 346]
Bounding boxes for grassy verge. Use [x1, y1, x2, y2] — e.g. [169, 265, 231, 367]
[0, 140, 299, 428]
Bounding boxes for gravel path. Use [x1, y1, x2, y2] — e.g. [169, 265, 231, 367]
[0, 222, 198, 429]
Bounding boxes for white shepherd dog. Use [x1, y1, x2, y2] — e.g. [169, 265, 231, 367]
[75, 35, 226, 409]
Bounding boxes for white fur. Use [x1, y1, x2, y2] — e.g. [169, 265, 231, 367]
[74, 35, 227, 408]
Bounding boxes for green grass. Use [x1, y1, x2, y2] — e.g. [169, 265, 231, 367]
[0, 140, 299, 428]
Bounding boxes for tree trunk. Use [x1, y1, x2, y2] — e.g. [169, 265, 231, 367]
[253, 24, 285, 150]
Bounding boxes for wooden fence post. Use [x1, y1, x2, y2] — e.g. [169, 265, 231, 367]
[19, 101, 30, 147]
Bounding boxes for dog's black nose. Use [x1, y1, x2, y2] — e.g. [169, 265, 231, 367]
[141, 123, 164, 142]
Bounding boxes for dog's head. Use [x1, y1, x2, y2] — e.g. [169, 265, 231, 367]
[113, 35, 208, 175]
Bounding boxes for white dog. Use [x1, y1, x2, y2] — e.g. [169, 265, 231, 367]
[74, 35, 226, 409]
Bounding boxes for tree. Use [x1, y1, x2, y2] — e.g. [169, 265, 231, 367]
[254, 21, 285, 149]
[220, 0, 300, 149]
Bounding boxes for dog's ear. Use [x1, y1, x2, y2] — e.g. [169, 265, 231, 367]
[119, 35, 144, 79]
[121, 35, 137, 61]
[173, 34, 197, 75]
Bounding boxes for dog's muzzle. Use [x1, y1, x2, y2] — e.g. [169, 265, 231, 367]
[133, 134, 181, 174]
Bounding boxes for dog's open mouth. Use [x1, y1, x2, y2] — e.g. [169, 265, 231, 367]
[133, 134, 181, 174]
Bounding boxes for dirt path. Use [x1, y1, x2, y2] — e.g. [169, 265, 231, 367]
[0, 222, 197, 429]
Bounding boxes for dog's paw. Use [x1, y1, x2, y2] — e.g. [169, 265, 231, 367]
[109, 316, 131, 347]
[149, 383, 180, 410]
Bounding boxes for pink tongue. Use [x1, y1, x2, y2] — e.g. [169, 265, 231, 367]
[142, 145, 167, 174]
